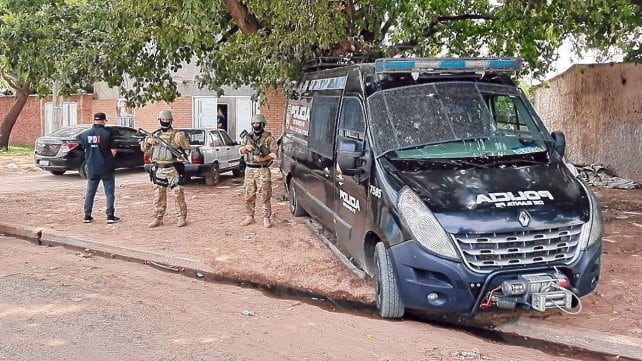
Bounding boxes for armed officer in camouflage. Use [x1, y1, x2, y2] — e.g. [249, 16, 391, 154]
[239, 114, 277, 228]
[141, 110, 191, 228]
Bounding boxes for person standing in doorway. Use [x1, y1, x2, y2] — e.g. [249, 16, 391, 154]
[239, 114, 277, 228]
[141, 110, 191, 228]
[217, 107, 227, 131]
[80, 112, 121, 224]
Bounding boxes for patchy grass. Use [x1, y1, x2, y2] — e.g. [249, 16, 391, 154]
[1, 145, 34, 156]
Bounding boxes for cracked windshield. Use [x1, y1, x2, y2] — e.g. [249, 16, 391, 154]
[368, 82, 550, 160]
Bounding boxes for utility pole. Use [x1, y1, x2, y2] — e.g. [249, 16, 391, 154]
[52, 80, 63, 131]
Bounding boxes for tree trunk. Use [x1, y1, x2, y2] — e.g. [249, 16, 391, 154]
[0, 86, 30, 151]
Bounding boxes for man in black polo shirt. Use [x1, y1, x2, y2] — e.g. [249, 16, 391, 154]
[80, 112, 121, 224]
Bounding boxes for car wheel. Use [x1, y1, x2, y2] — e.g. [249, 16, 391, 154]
[232, 160, 245, 177]
[374, 242, 404, 319]
[49, 170, 66, 176]
[79, 161, 88, 179]
[204, 163, 220, 186]
[289, 182, 306, 217]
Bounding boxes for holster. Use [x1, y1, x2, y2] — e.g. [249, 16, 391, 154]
[174, 162, 187, 186]
[150, 163, 169, 187]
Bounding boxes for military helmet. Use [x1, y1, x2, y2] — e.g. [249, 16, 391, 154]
[251, 114, 267, 125]
[158, 110, 174, 121]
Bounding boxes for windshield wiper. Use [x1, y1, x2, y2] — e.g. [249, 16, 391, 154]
[380, 137, 493, 159]
[484, 157, 548, 167]
[388, 157, 489, 169]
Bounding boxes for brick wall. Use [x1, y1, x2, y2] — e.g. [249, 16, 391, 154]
[1, 95, 41, 146]
[261, 90, 287, 137]
[1, 94, 93, 146]
[4, 90, 287, 146]
[533, 63, 642, 182]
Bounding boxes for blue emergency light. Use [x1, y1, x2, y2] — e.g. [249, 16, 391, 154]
[374, 57, 522, 74]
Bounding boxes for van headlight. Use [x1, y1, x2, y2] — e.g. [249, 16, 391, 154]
[397, 187, 460, 260]
[579, 184, 603, 250]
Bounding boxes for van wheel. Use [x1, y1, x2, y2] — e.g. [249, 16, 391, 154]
[289, 183, 306, 217]
[49, 170, 65, 176]
[374, 242, 404, 319]
[204, 163, 220, 186]
[79, 161, 88, 179]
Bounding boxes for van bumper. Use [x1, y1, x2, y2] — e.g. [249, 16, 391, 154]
[388, 240, 601, 315]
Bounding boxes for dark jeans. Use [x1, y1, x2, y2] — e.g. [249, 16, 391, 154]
[84, 173, 116, 216]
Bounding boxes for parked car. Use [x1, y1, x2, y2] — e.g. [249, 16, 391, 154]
[34, 125, 145, 178]
[143, 128, 245, 186]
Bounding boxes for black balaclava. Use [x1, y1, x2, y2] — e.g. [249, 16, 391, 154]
[160, 120, 172, 131]
[252, 122, 264, 135]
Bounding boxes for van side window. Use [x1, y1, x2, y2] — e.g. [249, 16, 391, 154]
[309, 96, 340, 157]
[492, 95, 534, 132]
[337, 97, 366, 153]
[339, 97, 365, 139]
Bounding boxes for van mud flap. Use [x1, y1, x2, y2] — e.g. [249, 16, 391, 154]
[480, 272, 576, 313]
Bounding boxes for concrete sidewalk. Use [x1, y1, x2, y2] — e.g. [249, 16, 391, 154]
[2, 221, 642, 361]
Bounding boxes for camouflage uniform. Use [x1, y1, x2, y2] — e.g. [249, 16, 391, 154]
[241, 129, 277, 226]
[141, 129, 190, 225]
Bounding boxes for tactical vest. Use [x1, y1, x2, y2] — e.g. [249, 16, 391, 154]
[152, 130, 178, 162]
[244, 131, 272, 165]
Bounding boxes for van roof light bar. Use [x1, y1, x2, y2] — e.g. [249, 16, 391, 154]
[374, 58, 522, 74]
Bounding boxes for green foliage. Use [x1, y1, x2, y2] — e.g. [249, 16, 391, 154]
[0, 145, 33, 155]
[1, 0, 641, 106]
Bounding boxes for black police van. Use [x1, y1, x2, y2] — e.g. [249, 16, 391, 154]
[279, 57, 603, 319]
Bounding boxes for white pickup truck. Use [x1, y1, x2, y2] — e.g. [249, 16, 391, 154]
[144, 128, 245, 186]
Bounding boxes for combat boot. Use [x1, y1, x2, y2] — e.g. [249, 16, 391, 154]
[263, 217, 272, 228]
[240, 216, 255, 226]
[148, 217, 163, 228]
[177, 218, 187, 227]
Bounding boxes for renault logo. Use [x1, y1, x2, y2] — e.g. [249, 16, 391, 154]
[518, 210, 531, 227]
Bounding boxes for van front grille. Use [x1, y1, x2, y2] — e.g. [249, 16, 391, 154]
[453, 224, 583, 273]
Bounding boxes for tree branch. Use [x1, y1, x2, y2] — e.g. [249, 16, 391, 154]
[222, 0, 259, 33]
[392, 13, 493, 52]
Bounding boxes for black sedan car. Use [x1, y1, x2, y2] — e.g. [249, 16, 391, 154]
[34, 125, 145, 178]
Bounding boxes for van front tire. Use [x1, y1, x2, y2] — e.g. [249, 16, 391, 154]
[374, 242, 404, 319]
[289, 183, 307, 217]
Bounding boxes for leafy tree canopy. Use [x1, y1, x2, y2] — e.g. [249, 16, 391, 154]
[1, 0, 641, 106]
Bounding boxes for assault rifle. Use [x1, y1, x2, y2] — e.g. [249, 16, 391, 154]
[240, 129, 275, 167]
[239, 129, 262, 157]
[137, 128, 190, 163]
[138, 128, 190, 187]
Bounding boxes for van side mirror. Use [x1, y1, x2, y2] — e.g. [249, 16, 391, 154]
[551, 131, 566, 159]
[337, 139, 371, 182]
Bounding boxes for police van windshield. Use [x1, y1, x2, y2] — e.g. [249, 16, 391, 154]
[367, 82, 552, 159]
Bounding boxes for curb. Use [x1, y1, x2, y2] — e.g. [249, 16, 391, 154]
[496, 319, 642, 360]
[1, 222, 642, 360]
[40, 230, 214, 274]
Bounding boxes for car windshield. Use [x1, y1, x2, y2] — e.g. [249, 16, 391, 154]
[367, 82, 552, 159]
[178, 129, 206, 146]
[47, 126, 88, 137]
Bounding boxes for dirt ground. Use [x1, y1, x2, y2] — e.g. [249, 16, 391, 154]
[1, 154, 641, 339]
